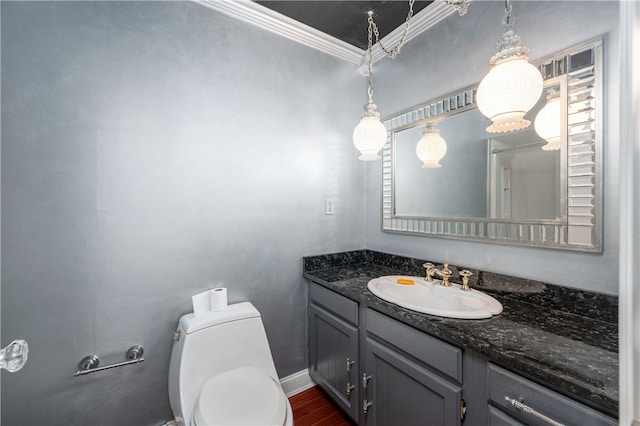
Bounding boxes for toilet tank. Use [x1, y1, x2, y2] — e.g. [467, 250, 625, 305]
[168, 302, 279, 426]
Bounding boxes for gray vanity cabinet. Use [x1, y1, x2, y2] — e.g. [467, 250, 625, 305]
[361, 308, 463, 426]
[308, 283, 466, 426]
[308, 282, 616, 426]
[308, 283, 360, 421]
[487, 363, 617, 426]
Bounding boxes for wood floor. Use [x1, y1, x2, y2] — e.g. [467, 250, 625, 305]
[289, 386, 355, 426]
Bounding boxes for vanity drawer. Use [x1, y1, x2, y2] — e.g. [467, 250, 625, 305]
[488, 363, 616, 426]
[489, 405, 526, 426]
[365, 308, 462, 383]
[309, 282, 358, 325]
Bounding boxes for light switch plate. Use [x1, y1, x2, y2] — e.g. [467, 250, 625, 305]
[325, 198, 336, 215]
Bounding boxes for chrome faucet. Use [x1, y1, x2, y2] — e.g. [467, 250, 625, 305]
[423, 262, 453, 287]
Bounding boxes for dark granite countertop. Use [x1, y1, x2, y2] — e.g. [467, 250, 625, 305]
[303, 250, 618, 418]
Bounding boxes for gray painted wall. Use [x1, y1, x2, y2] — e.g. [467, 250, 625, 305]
[367, 1, 620, 295]
[1, 2, 364, 425]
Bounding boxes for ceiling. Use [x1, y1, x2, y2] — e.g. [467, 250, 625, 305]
[255, 1, 434, 50]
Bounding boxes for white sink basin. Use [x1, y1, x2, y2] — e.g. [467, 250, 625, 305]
[367, 275, 503, 319]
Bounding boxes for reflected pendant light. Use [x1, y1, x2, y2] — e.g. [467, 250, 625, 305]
[534, 91, 562, 151]
[477, 0, 543, 133]
[416, 123, 447, 168]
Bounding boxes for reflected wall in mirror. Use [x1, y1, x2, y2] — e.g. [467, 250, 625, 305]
[382, 38, 602, 252]
[488, 75, 567, 221]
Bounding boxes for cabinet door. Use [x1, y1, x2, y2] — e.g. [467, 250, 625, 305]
[363, 337, 462, 426]
[308, 303, 359, 421]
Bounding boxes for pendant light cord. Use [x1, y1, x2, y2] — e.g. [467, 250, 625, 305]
[368, 0, 416, 59]
[365, 0, 415, 106]
[502, 0, 513, 30]
[366, 12, 375, 105]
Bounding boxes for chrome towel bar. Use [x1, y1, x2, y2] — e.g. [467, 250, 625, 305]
[73, 345, 144, 377]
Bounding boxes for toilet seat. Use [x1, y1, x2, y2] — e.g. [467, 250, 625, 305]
[193, 366, 287, 426]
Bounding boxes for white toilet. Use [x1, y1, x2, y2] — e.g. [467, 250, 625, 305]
[168, 302, 293, 426]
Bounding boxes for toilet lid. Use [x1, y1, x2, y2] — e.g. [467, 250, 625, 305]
[193, 366, 287, 426]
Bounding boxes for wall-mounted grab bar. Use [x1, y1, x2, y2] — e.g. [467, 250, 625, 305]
[73, 345, 144, 377]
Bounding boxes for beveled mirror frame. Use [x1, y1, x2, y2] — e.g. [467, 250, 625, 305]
[381, 37, 603, 252]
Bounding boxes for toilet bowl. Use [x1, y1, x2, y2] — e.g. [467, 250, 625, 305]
[193, 366, 289, 426]
[168, 302, 293, 426]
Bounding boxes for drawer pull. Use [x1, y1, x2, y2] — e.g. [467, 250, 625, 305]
[346, 358, 355, 397]
[363, 373, 373, 414]
[505, 396, 566, 426]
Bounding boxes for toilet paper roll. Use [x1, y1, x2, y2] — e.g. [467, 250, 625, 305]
[210, 287, 228, 312]
[192, 290, 211, 318]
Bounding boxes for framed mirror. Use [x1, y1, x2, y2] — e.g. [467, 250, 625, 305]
[381, 38, 602, 252]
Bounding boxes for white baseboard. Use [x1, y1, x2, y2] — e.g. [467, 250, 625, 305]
[280, 368, 316, 397]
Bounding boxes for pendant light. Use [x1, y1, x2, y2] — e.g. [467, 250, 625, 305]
[416, 123, 447, 168]
[352, 13, 388, 162]
[353, 3, 415, 161]
[477, 0, 543, 134]
[534, 90, 562, 151]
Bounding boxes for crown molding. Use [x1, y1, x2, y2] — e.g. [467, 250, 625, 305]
[195, 0, 364, 64]
[195, 0, 457, 68]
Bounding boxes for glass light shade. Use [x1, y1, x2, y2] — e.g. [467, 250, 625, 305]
[477, 56, 543, 133]
[534, 97, 562, 151]
[353, 115, 387, 161]
[416, 126, 447, 169]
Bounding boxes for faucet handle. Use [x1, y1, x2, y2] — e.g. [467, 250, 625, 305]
[459, 270, 473, 291]
[439, 263, 452, 287]
[423, 262, 435, 282]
